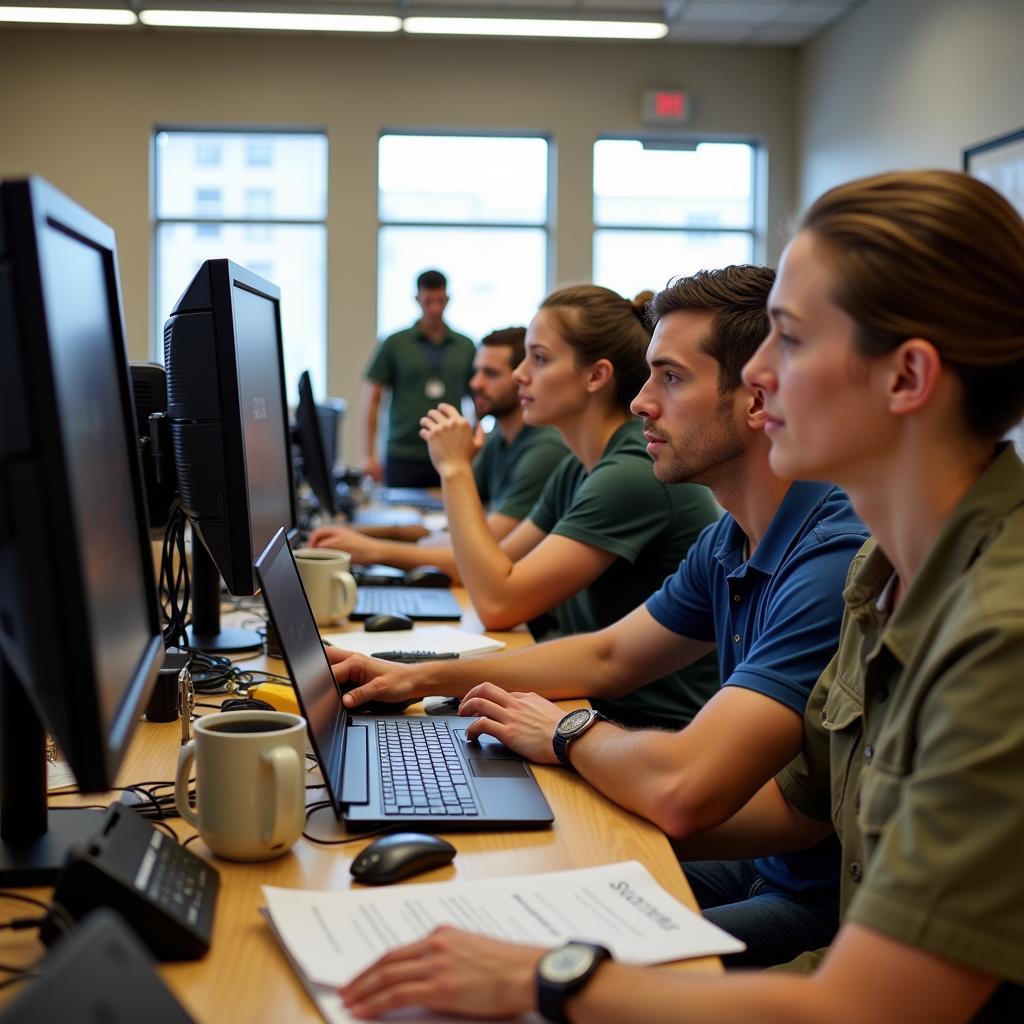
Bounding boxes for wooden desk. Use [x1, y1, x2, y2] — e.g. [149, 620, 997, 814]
[8, 592, 719, 1022]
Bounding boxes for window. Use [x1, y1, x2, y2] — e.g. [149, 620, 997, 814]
[593, 139, 757, 299]
[195, 140, 221, 167]
[377, 133, 550, 343]
[153, 129, 328, 397]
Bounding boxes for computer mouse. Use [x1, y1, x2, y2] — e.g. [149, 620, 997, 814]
[403, 565, 453, 589]
[364, 613, 415, 632]
[350, 832, 456, 885]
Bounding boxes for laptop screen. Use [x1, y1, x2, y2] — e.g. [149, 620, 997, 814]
[254, 528, 347, 816]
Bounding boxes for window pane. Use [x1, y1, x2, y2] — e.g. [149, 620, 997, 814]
[594, 140, 753, 229]
[593, 229, 754, 300]
[155, 131, 327, 220]
[379, 135, 548, 224]
[155, 223, 327, 398]
[378, 226, 547, 342]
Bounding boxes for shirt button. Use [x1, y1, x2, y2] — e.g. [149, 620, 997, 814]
[733, 634, 741, 644]
[849, 862, 862, 883]
[864, 745, 874, 764]
[733, 594, 741, 603]
[820, 709, 828, 722]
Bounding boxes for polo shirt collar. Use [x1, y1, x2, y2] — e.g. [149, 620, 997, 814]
[414, 323, 457, 345]
[844, 443, 1024, 662]
[713, 480, 837, 578]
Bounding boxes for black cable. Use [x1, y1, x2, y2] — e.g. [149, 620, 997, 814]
[159, 502, 192, 647]
[301, 802, 393, 846]
[0, 893, 73, 936]
[0, 973, 39, 992]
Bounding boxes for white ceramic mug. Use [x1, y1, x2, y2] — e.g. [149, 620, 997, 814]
[293, 547, 358, 625]
[175, 710, 306, 862]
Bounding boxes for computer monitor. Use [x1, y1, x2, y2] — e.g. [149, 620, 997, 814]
[317, 398, 346, 476]
[0, 177, 165, 884]
[163, 259, 296, 652]
[294, 369, 337, 517]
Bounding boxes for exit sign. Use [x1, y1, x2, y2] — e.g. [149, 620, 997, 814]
[642, 89, 690, 125]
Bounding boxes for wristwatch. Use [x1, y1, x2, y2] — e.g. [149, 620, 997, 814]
[552, 708, 606, 770]
[536, 941, 611, 1023]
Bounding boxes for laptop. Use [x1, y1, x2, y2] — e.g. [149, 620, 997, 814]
[254, 528, 554, 831]
[350, 585, 462, 621]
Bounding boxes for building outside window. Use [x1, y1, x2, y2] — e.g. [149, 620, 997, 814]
[377, 133, 551, 343]
[593, 139, 757, 299]
[153, 128, 328, 397]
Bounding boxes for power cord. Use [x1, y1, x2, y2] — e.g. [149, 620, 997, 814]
[159, 502, 191, 648]
[302, 801, 393, 846]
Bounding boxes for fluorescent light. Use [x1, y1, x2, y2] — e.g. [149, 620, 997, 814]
[403, 16, 667, 41]
[139, 9, 400, 33]
[0, 5, 137, 25]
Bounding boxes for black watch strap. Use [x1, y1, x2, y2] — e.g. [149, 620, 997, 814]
[536, 942, 611, 1023]
[552, 709, 605, 770]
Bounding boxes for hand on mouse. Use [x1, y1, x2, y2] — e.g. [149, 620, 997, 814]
[307, 524, 380, 564]
[326, 647, 425, 708]
[419, 403, 483, 476]
[459, 683, 564, 765]
[339, 925, 543, 1020]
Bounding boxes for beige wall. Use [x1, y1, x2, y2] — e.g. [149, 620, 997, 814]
[798, 0, 1024, 206]
[0, 26, 797, 461]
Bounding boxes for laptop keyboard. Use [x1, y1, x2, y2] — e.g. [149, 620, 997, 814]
[355, 587, 459, 618]
[377, 719, 478, 816]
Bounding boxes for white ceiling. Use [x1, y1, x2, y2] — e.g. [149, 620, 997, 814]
[11, 0, 866, 46]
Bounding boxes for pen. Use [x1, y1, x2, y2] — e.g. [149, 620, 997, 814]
[371, 650, 460, 663]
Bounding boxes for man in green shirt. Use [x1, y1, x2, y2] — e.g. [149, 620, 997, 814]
[362, 269, 475, 487]
[311, 328, 568, 579]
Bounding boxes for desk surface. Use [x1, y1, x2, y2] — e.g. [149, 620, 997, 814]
[8, 592, 719, 1023]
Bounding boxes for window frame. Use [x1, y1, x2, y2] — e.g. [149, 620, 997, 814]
[592, 132, 766, 277]
[150, 124, 329, 362]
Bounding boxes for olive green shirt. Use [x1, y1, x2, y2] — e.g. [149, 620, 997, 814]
[529, 419, 721, 729]
[471, 425, 568, 521]
[365, 325, 476, 460]
[777, 444, 1024, 1019]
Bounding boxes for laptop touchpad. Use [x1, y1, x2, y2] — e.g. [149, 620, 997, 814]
[454, 728, 530, 777]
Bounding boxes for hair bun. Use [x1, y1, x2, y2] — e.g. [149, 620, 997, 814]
[630, 290, 654, 328]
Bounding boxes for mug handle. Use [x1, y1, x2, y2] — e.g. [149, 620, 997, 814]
[262, 746, 303, 849]
[175, 740, 199, 827]
[333, 570, 358, 619]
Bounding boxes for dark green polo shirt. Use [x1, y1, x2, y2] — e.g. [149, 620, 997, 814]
[365, 325, 476, 460]
[528, 418, 721, 729]
[471, 425, 568, 521]
[777, 444, 1024, 1019]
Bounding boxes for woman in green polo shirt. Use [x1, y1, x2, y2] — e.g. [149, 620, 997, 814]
[417, 284, 721, 729]
[337, 173, 1024, 1023]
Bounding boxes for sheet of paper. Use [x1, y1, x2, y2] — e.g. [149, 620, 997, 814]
[264, 859, 743, 991]
[321, 625, 505, 658]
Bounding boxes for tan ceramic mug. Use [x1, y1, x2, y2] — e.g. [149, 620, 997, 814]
[175, 711, 306, 861]
[293, 547, 358, 625]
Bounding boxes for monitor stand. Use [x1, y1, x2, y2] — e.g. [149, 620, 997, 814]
[0, 653, 104, 886]
[186, 540, 262, 654]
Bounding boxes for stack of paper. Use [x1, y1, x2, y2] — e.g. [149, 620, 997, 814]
[321, 625, 505, 658]
[263, 860, 743, 1023]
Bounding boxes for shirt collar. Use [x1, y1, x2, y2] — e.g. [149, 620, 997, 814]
[844, 443, 1024, 660]
[414, 323, 455, 345]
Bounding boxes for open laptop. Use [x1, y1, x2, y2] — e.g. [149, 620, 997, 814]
[350, 585, 462, 621]
[254, 528, 554, 831]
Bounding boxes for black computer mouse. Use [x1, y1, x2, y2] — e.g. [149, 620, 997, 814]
[350, 832, 456, 885]
[403, 565, 453, 588]
[364, 613, 415, 632]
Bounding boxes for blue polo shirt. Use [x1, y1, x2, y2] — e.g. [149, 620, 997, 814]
[646, 481, 868, 899]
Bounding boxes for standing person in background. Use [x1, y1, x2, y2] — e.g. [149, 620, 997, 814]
[362, 269, 475, 486]
[311, 327, 568, 579]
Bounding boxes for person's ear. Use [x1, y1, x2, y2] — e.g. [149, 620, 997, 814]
[586, 358, 615, 394]
[888, 339, 941, 417]
[740, 383, 766, 430]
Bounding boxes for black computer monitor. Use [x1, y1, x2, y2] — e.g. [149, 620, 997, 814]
[163, 259, 296, 652]
[294, 369, 338, 517]
[0, 177, 165, 884]
[316, 398, 346, 477]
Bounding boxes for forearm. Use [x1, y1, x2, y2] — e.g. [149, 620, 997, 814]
[357, 538, 461, 580]
[362, 392, 381, 462]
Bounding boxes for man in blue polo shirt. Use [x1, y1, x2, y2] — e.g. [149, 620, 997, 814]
[331, 266, 868, 967]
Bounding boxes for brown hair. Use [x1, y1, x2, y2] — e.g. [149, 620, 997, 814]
[540, 285, 652, 409]
[799, 170, 1024, 439]
[648, 266, 776, 391]
[480, 326, 526, 368]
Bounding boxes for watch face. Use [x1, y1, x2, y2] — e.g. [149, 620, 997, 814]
[557, 709, 593, 738]
[541, 944, 597, 983]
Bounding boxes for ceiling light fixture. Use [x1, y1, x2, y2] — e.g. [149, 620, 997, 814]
[138, 9, 401, 33]
[402, 16, 668, 41]
[0, 5, 138, 25]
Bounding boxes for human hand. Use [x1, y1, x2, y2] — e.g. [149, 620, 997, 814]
[327, 648, 423, 708]
[419, 403, 484, 474]
[307, 525, 378, 564]
[339, 925, 542, 1020]
[459, 682, 564, 765]
[361, 455, 384, 483]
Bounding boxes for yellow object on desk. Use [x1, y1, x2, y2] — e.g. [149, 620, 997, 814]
[248, 682, 300, 716]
